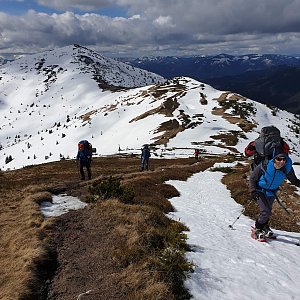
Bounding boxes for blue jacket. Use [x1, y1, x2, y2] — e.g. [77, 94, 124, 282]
[141, 148, 151, 160]
[257, 157, 292, 196]
[250, 156, 300, 197]
[77, 150, 91, 161]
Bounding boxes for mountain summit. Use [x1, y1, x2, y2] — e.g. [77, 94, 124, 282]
[1, 45, 300, 170]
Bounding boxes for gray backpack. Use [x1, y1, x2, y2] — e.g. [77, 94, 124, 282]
[254, 126, 282, 159]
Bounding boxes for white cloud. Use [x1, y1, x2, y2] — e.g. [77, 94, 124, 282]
[153, 16, 174, 28]
[0, 0, 300, 57]
[129, 14, 140, 20]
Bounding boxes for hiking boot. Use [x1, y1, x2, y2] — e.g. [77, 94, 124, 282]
[263, 225, 274, 238]
[254, 228, 265, 240]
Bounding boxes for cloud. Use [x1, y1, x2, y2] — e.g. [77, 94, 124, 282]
[153, 16, 175, 28]
[0, 0, 300, 57]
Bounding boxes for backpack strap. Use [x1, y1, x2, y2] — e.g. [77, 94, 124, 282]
[260, 158, 268, 174]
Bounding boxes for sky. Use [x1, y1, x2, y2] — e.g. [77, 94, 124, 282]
[1, 0, 300, 59]
[1, 46, 300, 171]
[39, 162, 300, 299]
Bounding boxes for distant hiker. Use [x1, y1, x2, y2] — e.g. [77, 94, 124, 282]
[76, 140, 92, 180]
[249, 147, 300, 241]
[141, 144, 151, 171]
[194, 148, 200, 160]
[244, 125, 290, 170]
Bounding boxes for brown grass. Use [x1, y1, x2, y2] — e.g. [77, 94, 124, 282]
[0, 189, 48, 299]
[211, 133, 238, 146]
[0, 155, 221, 299]
[212, 92, 257, 133]
[2, 154, 298, 299]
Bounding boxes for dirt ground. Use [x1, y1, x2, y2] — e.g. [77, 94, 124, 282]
[45, 206, 129, 300]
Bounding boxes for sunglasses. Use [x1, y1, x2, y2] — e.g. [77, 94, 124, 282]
[275, 157, 286, 162]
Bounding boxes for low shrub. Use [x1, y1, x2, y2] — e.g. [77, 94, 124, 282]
[210, 166, 234, 173]
[88, 176, 135, 203]
[156, 221, 194, 299]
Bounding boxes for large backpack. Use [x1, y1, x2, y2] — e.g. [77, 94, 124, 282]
[78, 140, 93, 160]
[246, 126, 289, 169]
[254, 126, 282, 158]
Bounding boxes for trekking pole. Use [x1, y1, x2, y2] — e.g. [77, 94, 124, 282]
[275, 195, 290, 215]
[76, 160, 81, 179]
[229, 200, 252, 229]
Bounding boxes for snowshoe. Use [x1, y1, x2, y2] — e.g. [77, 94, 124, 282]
[251, 226, 267, 242]
[263, 225, 276, 239]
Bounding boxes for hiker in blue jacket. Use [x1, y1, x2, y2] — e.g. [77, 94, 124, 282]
[249, 148, 300, 240]
[141, 144, 151, 171]
[76, 140, 92, 180]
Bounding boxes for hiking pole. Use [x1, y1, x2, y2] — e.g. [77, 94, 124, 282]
[275, 195, 290, 215]
[76, 160, 81, 179]
[229, 200, 252, 230]
[275, 196, 300, 246]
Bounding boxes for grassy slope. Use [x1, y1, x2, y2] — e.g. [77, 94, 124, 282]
[1, 155, 299, 299]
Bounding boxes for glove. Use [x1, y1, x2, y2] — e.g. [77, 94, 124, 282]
[251, 191, 260, 201]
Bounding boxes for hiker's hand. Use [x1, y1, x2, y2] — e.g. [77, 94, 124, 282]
[251, 191, 259, 201]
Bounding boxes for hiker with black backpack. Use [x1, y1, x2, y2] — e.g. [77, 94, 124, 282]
[76, 140, 92, 180]
[244, 126, 290, 170]
[141, 144, 151, 171]
[246, 126, 300, 241]
[249, 148, 300, 241]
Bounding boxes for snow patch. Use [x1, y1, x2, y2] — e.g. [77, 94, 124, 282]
[40, 194, 87, 217]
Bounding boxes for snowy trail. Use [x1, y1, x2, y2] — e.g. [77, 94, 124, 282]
[168, 170, 300, 300]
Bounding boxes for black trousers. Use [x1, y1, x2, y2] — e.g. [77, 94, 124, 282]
[141, 158, 149, 171]
[79, 161, 91, 179]
[256, 193, 275, 228]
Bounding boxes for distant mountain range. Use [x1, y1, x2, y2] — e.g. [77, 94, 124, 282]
[208, 65, 300, 114]
[119, 54, 300, 114]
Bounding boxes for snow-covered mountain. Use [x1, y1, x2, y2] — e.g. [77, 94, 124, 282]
[1, 45, 300, 171]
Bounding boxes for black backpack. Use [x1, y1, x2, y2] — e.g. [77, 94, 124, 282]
[78, 140, 93, 160]
[253, 126, 283, 168]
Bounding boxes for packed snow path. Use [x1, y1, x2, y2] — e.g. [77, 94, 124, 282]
[168, 170, 300, 300]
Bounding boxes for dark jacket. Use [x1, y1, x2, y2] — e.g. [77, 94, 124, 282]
[141, 147, 151, 160]
[249, 157, 300, 197]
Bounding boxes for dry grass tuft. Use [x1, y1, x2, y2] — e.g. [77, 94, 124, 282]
[115, 264, 173, 300]
[96, 198, 192, 299]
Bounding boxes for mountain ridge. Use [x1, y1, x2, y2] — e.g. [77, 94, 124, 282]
[119, 54, 300, 114]
[1, 45, 300, 171]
